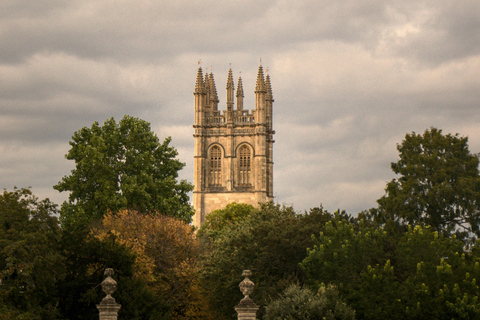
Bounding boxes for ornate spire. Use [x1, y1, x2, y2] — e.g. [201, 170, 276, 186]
[255, 65, 266, 92]
[265, 74, 273, 101]
[236, 76, 244, 97]
[226, 68, 234, 111]
[204, 73, 210, 92]
[226, 68, 234, 89]
[236, 76, 244, 110]
[194, 67, 204, 94]
[209, 73, 218, 102]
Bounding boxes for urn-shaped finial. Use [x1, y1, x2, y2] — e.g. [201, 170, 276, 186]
[101, 268, 117, 298]
[239, 270, 255, 298]
[97, 268, 121, 319]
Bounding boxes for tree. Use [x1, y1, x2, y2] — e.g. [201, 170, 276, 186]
[54, 115, 194, 223]
[198, 203, 343, 320]
[0, 188, 65, 319]
[301, 217, 480, 320]
[93, 209, 214, 320]
[264, 284, 355, 320]
[375, 128, 480, 238]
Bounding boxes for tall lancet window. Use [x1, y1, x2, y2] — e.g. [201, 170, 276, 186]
[209, 146, 222, 186]
[239, 145, 251, 185]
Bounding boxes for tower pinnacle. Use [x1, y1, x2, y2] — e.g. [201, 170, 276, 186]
[255, 65, 266, 92]
[265, 74, 273, 101]
[236, 76, 244, 110]
[226, 68, 234, 111]
[194, 67, 204, 94]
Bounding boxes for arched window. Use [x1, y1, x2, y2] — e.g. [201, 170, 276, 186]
[209, 146, 222, 186]
[238, 145, 251, 185]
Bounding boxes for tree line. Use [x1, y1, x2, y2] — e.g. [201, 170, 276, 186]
[1, 116, 480, 319]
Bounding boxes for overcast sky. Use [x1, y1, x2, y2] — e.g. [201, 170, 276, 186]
[1, 0, 480, 215]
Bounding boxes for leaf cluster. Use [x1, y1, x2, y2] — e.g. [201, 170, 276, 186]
[264, 283, 355, 320]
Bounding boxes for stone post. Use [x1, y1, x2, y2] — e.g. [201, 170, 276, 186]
[97, 268, 121, 320]
[235, 270, 259, 320]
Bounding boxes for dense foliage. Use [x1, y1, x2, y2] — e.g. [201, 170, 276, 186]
[0, 188, 65, 319]
[198, 203, 346, 320]
[375, 127, 480, 239]
[93, 209, 213, 320]
[301, 219, 480, 319]
[54, 115, 194, 223]
[264, 284, 355, 320]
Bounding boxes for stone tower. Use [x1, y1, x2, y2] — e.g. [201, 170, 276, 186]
[193, 64, 275, 228]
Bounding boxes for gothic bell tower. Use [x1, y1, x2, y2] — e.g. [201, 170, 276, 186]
[193, 64, 275, 228]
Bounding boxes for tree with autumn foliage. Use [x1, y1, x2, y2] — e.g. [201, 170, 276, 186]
[93, 209, 215, 320]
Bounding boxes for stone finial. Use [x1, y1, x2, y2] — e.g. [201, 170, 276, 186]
[239, 270, 254, 298]
[101, 268, 117, 299]
[97, 268, 121, 320]
[235, 270, 259, 320]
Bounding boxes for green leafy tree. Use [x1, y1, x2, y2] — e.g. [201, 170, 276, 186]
[54, 115, 194, 223]
[264, 283, 355, 320]
[198, 203, 343, 320]
[301, 217, 480, 320]
[196, 202, 256, 241]
[375, 128, 480, 238]
[0, 188, 65, 319]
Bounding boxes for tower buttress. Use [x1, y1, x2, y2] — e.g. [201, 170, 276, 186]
[265, 73, 274, 132]
[265, 73, 275, 198]
[193, 67, 206, 226]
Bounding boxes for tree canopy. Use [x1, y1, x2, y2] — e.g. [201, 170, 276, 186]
[375, 127, 480, 238]
[93, 209, 212, 320]
[264, 284, 355, 320]
[301, 217, 480, 320]
[0, 188, 65, 319]
[198, 203, 344, 320]
[54, 115, 194, 223]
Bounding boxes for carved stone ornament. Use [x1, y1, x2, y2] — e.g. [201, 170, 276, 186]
[97, 268, 121, 320]
[239, 270, 254, 298]
[235, 270, 259, 318]
[101, 268, 117, 300]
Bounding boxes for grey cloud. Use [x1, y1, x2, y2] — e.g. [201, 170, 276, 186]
[1, 0, 480, 214]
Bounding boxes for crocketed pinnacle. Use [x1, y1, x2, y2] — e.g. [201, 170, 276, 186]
[194, 67, 204, 93]
[265, 74, 273, 100]
[209, 73, 218, 101]
[204, 73, 210, 93]
[255, 65, 266, 92]
[236, 76, 244, 97]
[226, 68, 234, 89]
